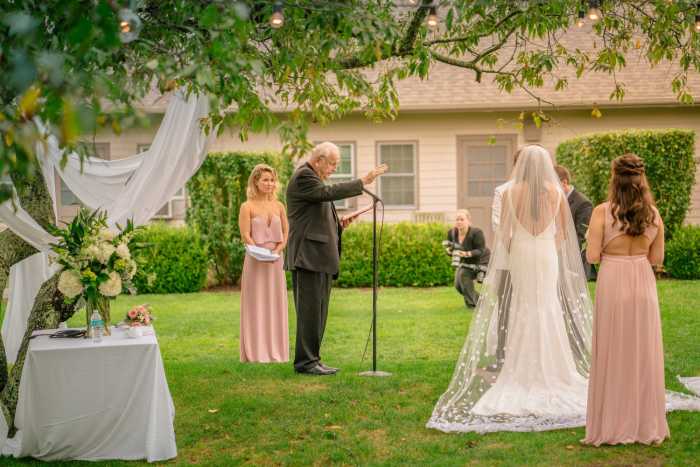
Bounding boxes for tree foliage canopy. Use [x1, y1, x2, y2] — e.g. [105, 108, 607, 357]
[2, 0, 700, 201]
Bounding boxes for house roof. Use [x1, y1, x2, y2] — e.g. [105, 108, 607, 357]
[139, 25, 700, 114]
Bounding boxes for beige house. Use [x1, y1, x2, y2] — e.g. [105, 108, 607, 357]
[57, 32, 700, 245]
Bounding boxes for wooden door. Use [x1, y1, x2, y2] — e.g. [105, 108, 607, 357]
[457, 135, 517, 247]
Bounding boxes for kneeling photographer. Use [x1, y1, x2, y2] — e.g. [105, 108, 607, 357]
[444, 210, 491, 309]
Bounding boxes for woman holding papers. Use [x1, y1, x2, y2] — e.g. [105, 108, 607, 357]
[238, 164, 289, 362]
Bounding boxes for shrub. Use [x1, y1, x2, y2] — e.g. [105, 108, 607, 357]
[336, 222, 454, 287]
[556, 129, 696, 238]
[665, 225, 700, 279]
[187, 151, 293, 285]
[132, 224, 209, 293]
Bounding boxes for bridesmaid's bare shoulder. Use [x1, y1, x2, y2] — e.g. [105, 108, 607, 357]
[239, 201, 252, 213]
[275, 200, 287, 214]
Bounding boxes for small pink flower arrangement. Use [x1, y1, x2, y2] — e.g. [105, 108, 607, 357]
[125, 304, 154, 327]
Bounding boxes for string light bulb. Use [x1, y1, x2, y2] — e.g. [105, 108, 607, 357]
[587, 0, 602, 21]
[695, 13, 700, 32]
[118, 8, 142, 43]
[270, 1, 284, 29]
[576, 9, 585, 28]
[407, 0, 419, 5]
[426, 6, 439, 29]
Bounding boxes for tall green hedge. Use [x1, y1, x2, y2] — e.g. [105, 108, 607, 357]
[132, 224, 209, 294]
[336, 222, 454, 287]
[556, 129, 696, 238]
[187, 151, 293, 285]
[666, 225, 700, 279]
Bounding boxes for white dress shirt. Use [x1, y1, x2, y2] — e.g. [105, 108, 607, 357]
[491, 180, 513, 233]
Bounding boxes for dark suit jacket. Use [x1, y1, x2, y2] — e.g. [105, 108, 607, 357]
[285, 162, 363, 277]
[568, 188, 595, 279]
[447, 226, 491, 265]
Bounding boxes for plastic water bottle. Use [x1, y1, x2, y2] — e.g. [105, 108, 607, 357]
[90, 310, 104, 343]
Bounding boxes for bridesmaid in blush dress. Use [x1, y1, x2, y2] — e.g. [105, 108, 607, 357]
[583, 154, 668, 446]
[238, 164, 289, 362]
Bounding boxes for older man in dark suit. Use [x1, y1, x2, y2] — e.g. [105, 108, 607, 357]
[555, 165, 596, 281]
[286, 142, 387, 375]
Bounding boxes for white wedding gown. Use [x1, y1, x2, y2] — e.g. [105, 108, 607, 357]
[471, 219, 588, 418]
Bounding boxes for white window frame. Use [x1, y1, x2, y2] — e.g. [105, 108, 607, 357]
[376, 141, 418, 209]
[152, 201, 173, 219]
[139, 142, 186, 200]
[326, 141, 356, 210]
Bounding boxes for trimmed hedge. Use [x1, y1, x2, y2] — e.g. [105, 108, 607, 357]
[666, 225, 700, 279]
[132, 224, 209, 293]
[187, 151, 293, 285]
[336, 222, 454, 287]
[556, 129, 696, 238]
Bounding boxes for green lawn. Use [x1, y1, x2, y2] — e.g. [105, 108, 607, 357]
[2, 281, 700, 466]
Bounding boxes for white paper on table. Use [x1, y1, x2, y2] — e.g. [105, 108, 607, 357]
[245, 244, 280, 262]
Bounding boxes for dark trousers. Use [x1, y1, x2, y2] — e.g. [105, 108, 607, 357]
[454, 267, 479, 308]
[291, 268, 333, 371]
[495, 270, 512, 367]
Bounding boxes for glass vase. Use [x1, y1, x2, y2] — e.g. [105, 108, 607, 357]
[85, 295, 112, 337]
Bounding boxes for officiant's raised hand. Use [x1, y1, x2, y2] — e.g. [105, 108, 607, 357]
[361, 164, 388, 185]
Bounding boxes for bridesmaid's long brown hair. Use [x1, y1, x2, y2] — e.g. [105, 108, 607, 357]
[608, 153, 656, 236]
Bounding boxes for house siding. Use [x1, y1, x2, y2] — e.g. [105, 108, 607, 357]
[83, 106, 700, 228]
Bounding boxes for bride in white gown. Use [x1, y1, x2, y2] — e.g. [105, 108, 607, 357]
[428, 145, 593, 432]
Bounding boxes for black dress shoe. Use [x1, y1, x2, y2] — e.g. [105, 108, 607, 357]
[319, 362, 339, 373]
[296, 364, 335, 376]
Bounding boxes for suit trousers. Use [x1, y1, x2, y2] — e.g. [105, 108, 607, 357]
[292, 268, 333, 371]
[454, 267, 479, 308]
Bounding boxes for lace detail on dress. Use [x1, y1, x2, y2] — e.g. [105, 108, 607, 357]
[426, 389, 700, 434]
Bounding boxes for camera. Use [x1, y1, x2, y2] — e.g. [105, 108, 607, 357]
[442, 240, 487, 283]
[442, 240, 467, 268]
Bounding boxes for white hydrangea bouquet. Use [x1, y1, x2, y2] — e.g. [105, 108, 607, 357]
[49, 208, 142, 336]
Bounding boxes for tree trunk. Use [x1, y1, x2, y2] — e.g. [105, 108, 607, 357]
[0, 172, 77, 434]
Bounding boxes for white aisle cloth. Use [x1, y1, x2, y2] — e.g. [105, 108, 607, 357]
[2, 326, 176, 462]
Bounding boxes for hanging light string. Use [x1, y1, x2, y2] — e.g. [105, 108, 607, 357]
[264, 0, 442, 29]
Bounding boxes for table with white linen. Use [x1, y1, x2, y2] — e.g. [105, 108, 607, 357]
[3, 326, 176, 462]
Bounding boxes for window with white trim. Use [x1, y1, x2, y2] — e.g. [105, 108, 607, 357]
[378, 142, 417, 208]
[59, 143, 110, 207]
[328, 142, 355, 209]
[139, 143, 184, 212]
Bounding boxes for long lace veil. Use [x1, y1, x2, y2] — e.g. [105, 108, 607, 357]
[427, 145, 594, 433]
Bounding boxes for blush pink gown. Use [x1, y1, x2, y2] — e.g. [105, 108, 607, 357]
[584, 202, 668, 445]
[239, 215, 289, 363]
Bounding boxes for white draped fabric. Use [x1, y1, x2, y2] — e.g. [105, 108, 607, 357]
[0, 90, 211, 457]
[1, 90, 211, 364]
[1, 253, 59, 364]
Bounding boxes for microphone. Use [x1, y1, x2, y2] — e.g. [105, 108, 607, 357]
[362, 187, 382, 201]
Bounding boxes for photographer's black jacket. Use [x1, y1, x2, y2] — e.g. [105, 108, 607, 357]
[447, 227, 491, 265]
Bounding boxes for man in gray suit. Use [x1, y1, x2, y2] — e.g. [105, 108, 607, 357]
[286, 142, 387, 375]
[555, 165, 595, 281]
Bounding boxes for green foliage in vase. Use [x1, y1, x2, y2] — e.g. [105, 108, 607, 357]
[47, 208, 142, 303]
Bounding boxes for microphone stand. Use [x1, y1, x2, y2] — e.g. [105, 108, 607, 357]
[359, 187, 391, 377]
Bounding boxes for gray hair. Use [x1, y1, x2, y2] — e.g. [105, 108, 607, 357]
[310, 141, 340, 162]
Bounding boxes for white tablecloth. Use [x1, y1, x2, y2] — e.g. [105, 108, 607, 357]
[2, 326, 176, 462]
